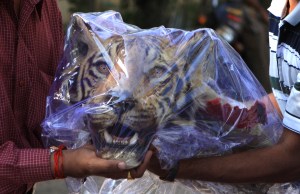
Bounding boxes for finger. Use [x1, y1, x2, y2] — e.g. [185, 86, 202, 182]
[117, 161, 127, 170]
[130, 150, 154, 178]
[97, 165, 130, 179]
[99, 159, 128, 174]
[95, 151, 154, 179]
[143, 150, 154, 166]
[149, 144, 158, 153]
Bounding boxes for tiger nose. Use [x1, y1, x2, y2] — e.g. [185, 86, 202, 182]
[122, 99, 136, 111]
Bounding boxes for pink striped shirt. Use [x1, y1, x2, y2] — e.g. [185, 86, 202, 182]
[0, 0, 63, 193]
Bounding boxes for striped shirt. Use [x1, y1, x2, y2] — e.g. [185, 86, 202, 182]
[268, 0, 300, 134]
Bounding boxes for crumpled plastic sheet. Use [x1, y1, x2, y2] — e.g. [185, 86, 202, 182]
[69, 171, 300, 194]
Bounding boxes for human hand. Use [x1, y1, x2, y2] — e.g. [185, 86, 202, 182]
[146, 149, 169, 178]
[120, 149, 154, 180]
[52, 144, 154, 179]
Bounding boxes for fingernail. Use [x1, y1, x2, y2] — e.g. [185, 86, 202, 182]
[118, 162, 126, 170]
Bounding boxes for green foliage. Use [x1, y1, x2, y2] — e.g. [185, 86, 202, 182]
[68, 0, 96, 13]
[67, 0, 119, 13]
[66, 0, 211, 29]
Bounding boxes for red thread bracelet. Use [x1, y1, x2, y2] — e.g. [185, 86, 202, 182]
[51, 145, 66, 179]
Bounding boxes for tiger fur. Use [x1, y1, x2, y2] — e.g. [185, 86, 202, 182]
[52, 14, 269, 168]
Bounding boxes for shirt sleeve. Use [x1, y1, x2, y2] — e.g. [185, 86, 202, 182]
[283, 73, 300, 134]
[267, 0, 286, 17]
[0, 141, 53, 193]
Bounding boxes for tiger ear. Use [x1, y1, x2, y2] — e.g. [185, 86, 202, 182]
[185, 30, 215, 64]
[69, 14, 102, 56]
[156, 29, 205, 64]
[156, 30, 190, 67]
[70, 14, 124, 56]
[173, 30, 206, 62]
[56, 15, 98, 81]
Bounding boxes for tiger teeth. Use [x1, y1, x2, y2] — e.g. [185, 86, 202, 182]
[129, 133, 138, 145]
[103, 130, 138, 146]
[112, 139, 130, 145]
[104, 130, 112, 143]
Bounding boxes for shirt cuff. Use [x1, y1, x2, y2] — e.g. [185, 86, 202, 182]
[283, 113, 300, 134]
[283, 74, 300, 134]
[18, 148, 53, 184]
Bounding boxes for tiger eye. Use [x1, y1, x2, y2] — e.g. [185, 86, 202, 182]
[99, 64, 110, 75]
[152, 67, 166, 78]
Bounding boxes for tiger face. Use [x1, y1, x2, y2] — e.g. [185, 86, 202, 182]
[57, 15, 218, 168]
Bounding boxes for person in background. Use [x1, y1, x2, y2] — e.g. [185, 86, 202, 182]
[148, 0, 300, 184]
[0, 0, 151, 193]
[213, 0, 272, 92]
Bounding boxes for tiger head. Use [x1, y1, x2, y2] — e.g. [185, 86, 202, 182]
[57, 15, 218, 168]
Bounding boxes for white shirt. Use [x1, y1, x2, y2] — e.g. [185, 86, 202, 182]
[268, 0, 300, 134]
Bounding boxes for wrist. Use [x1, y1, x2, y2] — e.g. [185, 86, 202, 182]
[49, 145, 66, 179]
[61, 149, 75, 178]
[159, 162, 180, 182]
[50, 151, 54, 178]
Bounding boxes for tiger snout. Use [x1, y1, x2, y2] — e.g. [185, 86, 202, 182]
[86, 96, 158, 168]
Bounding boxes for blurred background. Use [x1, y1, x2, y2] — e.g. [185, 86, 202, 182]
[35, 0, 272, 193]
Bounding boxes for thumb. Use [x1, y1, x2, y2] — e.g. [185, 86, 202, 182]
[117, 161, 127, 170]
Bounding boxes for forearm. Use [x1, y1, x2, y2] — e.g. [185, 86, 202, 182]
[176, 129, 300, 183]
[267, 93, 282, 117]
[178, 146, 285, 182]
[0, 142, 53, 192]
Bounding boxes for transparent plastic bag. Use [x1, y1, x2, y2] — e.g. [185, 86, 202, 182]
[41, 11, 287, 193]
[99, 171, 300, 194]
